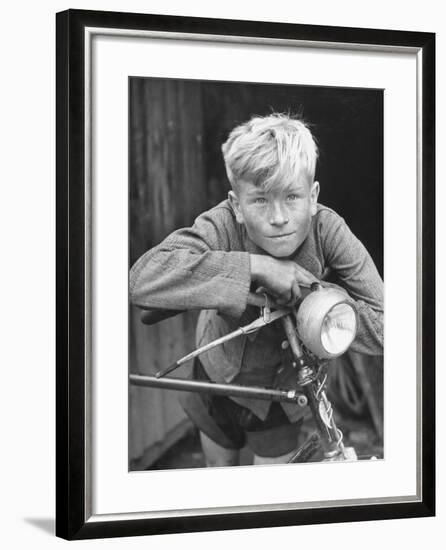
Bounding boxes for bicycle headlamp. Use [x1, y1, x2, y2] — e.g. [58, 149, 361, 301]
[295, 287, 357, 359]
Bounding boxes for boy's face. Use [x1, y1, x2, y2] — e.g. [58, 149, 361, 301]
[229, 177, 319, 258]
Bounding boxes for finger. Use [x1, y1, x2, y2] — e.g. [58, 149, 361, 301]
[280, 281, 300, 308]
[290, 280, 302, 302]
[276, 283, 301, 308]
[295, 265, 318, 286]
[259, 288, 285, 309]
[275, 290, 292, 307]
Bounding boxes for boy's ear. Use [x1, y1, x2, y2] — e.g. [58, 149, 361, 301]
[310, 181, 320, 215]
[228, 190, 244, 224]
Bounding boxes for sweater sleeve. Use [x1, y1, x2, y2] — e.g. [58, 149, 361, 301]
[129, 205, 251, 319]
[319, 209, 384, 356]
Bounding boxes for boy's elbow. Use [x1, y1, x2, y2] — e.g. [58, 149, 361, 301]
[365, 317, 384, 356]
[129, 273, 141, 306]
[129, 255, 149, 305]
[129, 281, 140, 306]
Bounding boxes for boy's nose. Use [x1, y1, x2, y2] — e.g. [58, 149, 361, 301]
[269, 202, 289, 226]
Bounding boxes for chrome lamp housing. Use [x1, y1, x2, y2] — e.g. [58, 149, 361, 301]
[295, 287, 358, 359]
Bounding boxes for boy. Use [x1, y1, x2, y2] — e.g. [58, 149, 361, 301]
[130, 113, 383, 467]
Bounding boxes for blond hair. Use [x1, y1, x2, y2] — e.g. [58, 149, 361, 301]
[221, 113, 318, 192]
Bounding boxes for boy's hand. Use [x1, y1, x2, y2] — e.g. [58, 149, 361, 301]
[250, 254, 318, 306]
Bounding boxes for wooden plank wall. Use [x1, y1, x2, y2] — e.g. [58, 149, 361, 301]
[130, 78, 208, 261]
[129, 79, 208, 469]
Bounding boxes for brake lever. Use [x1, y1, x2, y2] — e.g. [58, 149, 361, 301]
[155, 306, 291, 378]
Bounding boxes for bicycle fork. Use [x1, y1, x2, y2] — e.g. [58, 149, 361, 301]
[281, 315, 357, 462]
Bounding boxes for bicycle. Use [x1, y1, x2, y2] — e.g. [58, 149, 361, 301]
[130, 283, 377, 463]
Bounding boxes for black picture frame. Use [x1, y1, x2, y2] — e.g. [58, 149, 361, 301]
[56, 9, 435, 540]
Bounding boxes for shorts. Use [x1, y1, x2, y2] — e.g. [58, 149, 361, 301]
[179, 360, 303, 458]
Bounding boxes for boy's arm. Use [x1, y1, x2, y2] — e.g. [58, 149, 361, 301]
[320, 210, 384, 356]
[130, 207, 251, 319]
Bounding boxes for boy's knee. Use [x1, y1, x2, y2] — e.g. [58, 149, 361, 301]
[204, 454, 240, 467]
[199, 431, 240, 467]
[253, 449, 296, 465]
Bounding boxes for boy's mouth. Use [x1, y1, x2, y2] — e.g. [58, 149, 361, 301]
[268, 232, 294, 239]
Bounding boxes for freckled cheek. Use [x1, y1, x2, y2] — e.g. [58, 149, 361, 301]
[244, 209, 270, 232]
[250, 220, 269, 238]
[289, 211, 311, 235]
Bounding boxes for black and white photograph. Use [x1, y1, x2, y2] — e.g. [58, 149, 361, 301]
[128, 77, 384, 471]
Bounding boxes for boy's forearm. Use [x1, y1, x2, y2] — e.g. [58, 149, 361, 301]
[249, 254, 269, 284]
[320, 210, 384, 355]
[130, 247, 252, 318]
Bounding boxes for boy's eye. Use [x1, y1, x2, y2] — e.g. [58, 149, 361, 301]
[254, 197, 267, 204]
[287, 194, 299, 201]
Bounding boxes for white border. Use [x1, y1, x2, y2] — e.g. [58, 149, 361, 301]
[88, 30, 420, 518]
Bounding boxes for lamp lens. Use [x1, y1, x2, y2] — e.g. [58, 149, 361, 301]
[320, 303, 356, 355]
